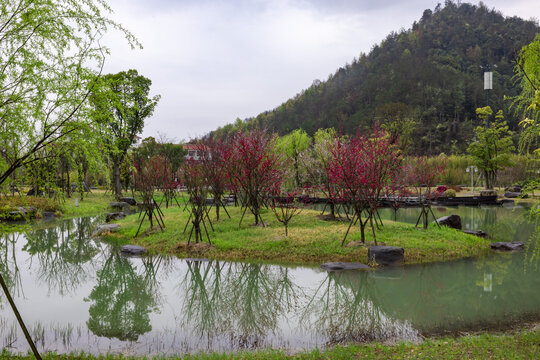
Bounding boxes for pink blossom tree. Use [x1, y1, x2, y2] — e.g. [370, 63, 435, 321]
[329, 128, 401, 245]
[228, 129, 283, 226]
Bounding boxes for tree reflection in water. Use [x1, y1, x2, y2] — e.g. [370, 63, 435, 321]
[0, 232, 24, 298]
[179, 261, 302, 350]
[301, 270, 417, 344]
[23, 217, 102, 296]
[85, 252, 158, 341]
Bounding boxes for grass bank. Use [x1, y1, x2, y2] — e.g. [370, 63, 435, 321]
[105, 204, 491, 266]
[61, 190, 115, 218]
[2, 327, 538, 359]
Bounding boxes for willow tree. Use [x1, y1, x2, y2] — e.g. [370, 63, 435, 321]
[90, 69, 160, 198]
[515, 34, 540, 155]
[0, 1, 137, 358]
[0, 0, 138, 188]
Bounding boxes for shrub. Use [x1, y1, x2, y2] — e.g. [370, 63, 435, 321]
[445, 189, 457, 197]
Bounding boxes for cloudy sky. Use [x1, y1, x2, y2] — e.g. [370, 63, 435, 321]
[101, 0, 539, 141]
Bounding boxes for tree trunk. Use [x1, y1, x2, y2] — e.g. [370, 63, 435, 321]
[113, 159, 122, 198]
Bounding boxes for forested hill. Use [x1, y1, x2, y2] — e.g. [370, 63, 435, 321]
[211, 2, 539, 155]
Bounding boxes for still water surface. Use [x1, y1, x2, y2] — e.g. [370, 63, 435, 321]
[0, 205, 538, 356]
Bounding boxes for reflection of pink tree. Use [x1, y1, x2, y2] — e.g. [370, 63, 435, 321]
[228, 130, 283, 226]
[134, 155, 169, 236]
[329, 129, 401, 245]
[404, 157, 446, 229]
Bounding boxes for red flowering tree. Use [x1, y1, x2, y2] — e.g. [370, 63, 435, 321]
[329, 129, 401, 245]
[403, 156, 446, 229]
[180, 158, 211, 244]
[228, 129, 283, 226]
[198, 138, 232, 221]
[133, 155, 169, 236]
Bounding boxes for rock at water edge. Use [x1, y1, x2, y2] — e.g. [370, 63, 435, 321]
[368, 246, 404, 266]
[436, 215, 462, 230]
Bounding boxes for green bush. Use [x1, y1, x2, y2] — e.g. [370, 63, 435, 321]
[444, 189, 456, 197]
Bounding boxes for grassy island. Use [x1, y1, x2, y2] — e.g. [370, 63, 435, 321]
[104, 204, 491, 266]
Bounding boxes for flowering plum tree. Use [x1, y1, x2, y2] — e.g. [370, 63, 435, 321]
[329, 128, 401, 245]
[133, 155, 169, 236]
[228, 130, 283, 226]
[180, 158, 211, 244]
[198, 139, 232, 221]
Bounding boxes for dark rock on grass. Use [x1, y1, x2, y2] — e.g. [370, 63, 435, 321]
[320, 262, 370, 271]
[110, 201, 130, 209]
[462, 229, 487, 238]
[120, 197, 137, 206]
[120, 245, 148, 257]
[93, 224, 120, 236]
[436, 215, 462, 230]
[106, 212, 125, 223]
[505, 185, 522, 193]
[504, 191, 527, 199]
[490, 242, 525, 251]
[368, 246, 405, 266]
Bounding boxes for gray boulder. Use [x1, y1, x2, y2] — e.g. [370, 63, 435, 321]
[110, 201, 130, 209]
[120, 245, 148, 257]
[504, 185, 522, 193]
[368, 246, 405, 266]
[436, 215, 462, 230]
[504, 191, 527, 199]
[93, 224, 120, 236]
[490, 242, 524, 251]
[320, 262, 370, 271]
[120, 197, 137, 206]
[106, 212, 125, 223]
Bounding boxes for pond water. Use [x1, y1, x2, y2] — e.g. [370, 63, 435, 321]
[0, 205, 538, 356]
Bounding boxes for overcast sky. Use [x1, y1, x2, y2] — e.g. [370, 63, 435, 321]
[101, 0, 539, 142]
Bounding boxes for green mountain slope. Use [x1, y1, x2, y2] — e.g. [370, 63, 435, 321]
[212, 1, 539, 154]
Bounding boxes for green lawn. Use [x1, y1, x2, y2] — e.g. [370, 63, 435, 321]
[61, 190, 116, 217]
[104, 202, 491, 266]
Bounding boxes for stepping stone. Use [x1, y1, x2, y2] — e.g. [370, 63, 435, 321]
[106, 212, 125, 222]
[120, 245, 148, 256]
[462, 229, 487, 238]
[320, 262, 370, 271]
[490, 242, 524, 251]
